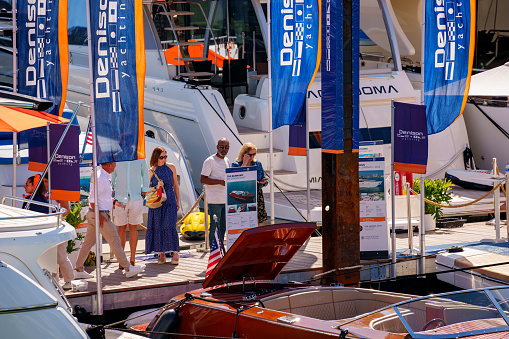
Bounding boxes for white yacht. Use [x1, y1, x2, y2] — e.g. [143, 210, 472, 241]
[0, 0, 470, 220]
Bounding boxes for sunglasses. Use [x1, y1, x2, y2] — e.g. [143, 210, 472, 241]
[247, 153, 256, 157]
[218, 145, 230, 150]
[159, 155, 168, 160]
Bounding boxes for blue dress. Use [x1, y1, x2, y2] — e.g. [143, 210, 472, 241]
[145, 165, 179, 254]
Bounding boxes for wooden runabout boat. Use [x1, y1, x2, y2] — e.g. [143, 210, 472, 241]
[138, 223, 509, 338]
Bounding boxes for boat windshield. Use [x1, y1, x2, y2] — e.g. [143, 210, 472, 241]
[339, 287, 509, 339]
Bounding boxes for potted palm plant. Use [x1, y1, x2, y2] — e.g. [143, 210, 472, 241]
[413, 178, 454, 231]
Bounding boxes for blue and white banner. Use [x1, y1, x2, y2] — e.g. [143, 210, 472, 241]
[88, 0, 146, 163]
[271, 0, 320, 129]
[393, 102, 428, 174]
[424, 0, 475, 135]
[321, 0, 359, 153]
[17, 0, 69, 116]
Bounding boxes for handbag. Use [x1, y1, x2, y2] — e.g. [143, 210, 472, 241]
[145, 170, 167, 209]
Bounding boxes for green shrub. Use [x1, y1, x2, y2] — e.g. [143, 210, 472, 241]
[413, 178, 454, 220]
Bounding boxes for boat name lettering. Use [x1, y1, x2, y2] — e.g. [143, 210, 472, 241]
[433, 0, 466, 81]
[307, 89, 322, 99]
[309, 176, 321, 183]
[279, 0, 314, 77]
[359, 85, 398, 96]
[24, 0, 49, 96]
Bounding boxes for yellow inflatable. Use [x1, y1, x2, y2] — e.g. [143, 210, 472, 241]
[180, 212, 210, 240]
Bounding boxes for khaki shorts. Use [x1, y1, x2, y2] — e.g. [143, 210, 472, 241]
[114, 199, 144, 226]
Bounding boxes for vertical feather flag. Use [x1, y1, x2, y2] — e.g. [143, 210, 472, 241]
[88, 0, 146, 163]
[206, 230, 224, 278]
[424, 0, 475, 135]
[16, 0, 69, 116]
[271, 0, 320, 129]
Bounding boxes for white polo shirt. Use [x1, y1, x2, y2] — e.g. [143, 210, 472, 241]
[201, 154, 230, 204]
[89, 167, 114, 211]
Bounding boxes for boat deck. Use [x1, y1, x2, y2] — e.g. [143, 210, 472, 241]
[265, 186, 507, 222]
[65, 220, 509, 312]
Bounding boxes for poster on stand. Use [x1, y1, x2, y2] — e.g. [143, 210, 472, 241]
[359, 157, 389, 259]
[225, 166, 258, 249]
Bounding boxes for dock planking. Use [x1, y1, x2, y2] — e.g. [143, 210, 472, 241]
[66, 221, 509, 312]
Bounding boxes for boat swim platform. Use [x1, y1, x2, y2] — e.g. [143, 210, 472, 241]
[265, 186, 507, 222]
[65, 220, 509, 312]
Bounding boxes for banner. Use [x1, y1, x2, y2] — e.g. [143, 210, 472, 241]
[321, 0, 359, 153]
[28, 124, 80, 201]
[88, 0, 146, 163]
[393, 102, 428, 174]
[17, 0, 69, 116]
[271, 0, 320, 129]
[424, 0, 475, 135]
[225, 166, 258, 249]
[359, 157, 388, 259]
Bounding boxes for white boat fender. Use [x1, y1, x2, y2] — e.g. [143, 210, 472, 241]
[149, 309, 181, 339]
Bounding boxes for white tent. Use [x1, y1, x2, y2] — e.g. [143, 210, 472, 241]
[469, 62, 509, 97]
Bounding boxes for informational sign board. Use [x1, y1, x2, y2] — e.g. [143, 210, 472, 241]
[225, 166, 258, 249]
[359, 157, 389, 259]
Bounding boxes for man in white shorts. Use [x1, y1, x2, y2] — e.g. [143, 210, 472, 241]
[112, 135, 150, 268]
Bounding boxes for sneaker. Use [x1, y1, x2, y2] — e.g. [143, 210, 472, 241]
[74, 269, 94, 279]
[62, 282, 72, 290]
[125, 264, 145, 278]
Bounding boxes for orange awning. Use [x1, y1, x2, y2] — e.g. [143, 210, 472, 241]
[0, 106, 69, 133]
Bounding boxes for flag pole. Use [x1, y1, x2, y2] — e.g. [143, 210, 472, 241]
[306, 98, 310, 221]
[267, 0, 275, 224]
[419, 0, 426, 276]
[390, 99, 396, 278]
[86, 0, 103, 316]
[12, 0, 17, 206]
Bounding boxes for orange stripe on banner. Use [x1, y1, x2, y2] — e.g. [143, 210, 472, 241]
[52, 189, 80, 202]
[28, 161, 47, 172]
[456, 0, 476, 123]
[360, 217, 386, 222]
[135, 0, 146, 159]
[228, 228, 248, 235]
[394, 162, 427, 174]
[288, 147, 306, 156]
[58, 0, 69, 117]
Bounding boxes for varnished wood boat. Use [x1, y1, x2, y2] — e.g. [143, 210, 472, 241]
[136, 223, 509, 338]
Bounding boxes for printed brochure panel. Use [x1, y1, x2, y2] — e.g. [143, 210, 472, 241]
[226, 166, 258, 249]
[359, 158, 389, 258]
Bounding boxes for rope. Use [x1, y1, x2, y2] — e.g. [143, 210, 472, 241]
[409, 183, 504, 208]
[176, 193, 204, 227]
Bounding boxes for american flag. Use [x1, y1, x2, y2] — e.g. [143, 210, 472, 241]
[206, 230, 223, 278]
[86, 127, 93, 145]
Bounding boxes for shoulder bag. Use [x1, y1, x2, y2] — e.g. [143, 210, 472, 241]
[145, 169, 167, 209]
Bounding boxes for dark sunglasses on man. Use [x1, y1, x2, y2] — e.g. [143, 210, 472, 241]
[218, 145, 229, 150]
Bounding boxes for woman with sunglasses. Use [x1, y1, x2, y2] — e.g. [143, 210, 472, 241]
[231, 143, 268, 225]
[145, 147, 180, 264]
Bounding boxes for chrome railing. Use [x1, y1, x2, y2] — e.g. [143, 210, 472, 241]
[2, 196, 66, 225]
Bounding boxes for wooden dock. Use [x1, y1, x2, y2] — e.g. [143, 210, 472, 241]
[65, 220, 509, 312]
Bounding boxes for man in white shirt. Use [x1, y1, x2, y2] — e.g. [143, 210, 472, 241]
[74, 162, 145, 279]
[201, 138, 230, 246]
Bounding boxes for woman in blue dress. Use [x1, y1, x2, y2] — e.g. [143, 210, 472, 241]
[145, 146, 181, 264]
[231, 142, 268, 225]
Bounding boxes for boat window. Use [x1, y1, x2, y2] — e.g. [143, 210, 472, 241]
[149, 0, 266, 67]
[67, 0, 87, 45]
[360, 0, 395, 71]
[0, 2, 13, 88]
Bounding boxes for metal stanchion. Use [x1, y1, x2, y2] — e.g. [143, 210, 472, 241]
[493, 158, 501, 242]
[402, 183, 418, 256]
[198, 189, 210, 253]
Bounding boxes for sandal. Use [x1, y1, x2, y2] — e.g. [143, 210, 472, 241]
[170, 255, 179, 265]
[158, 253, 166, 264]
